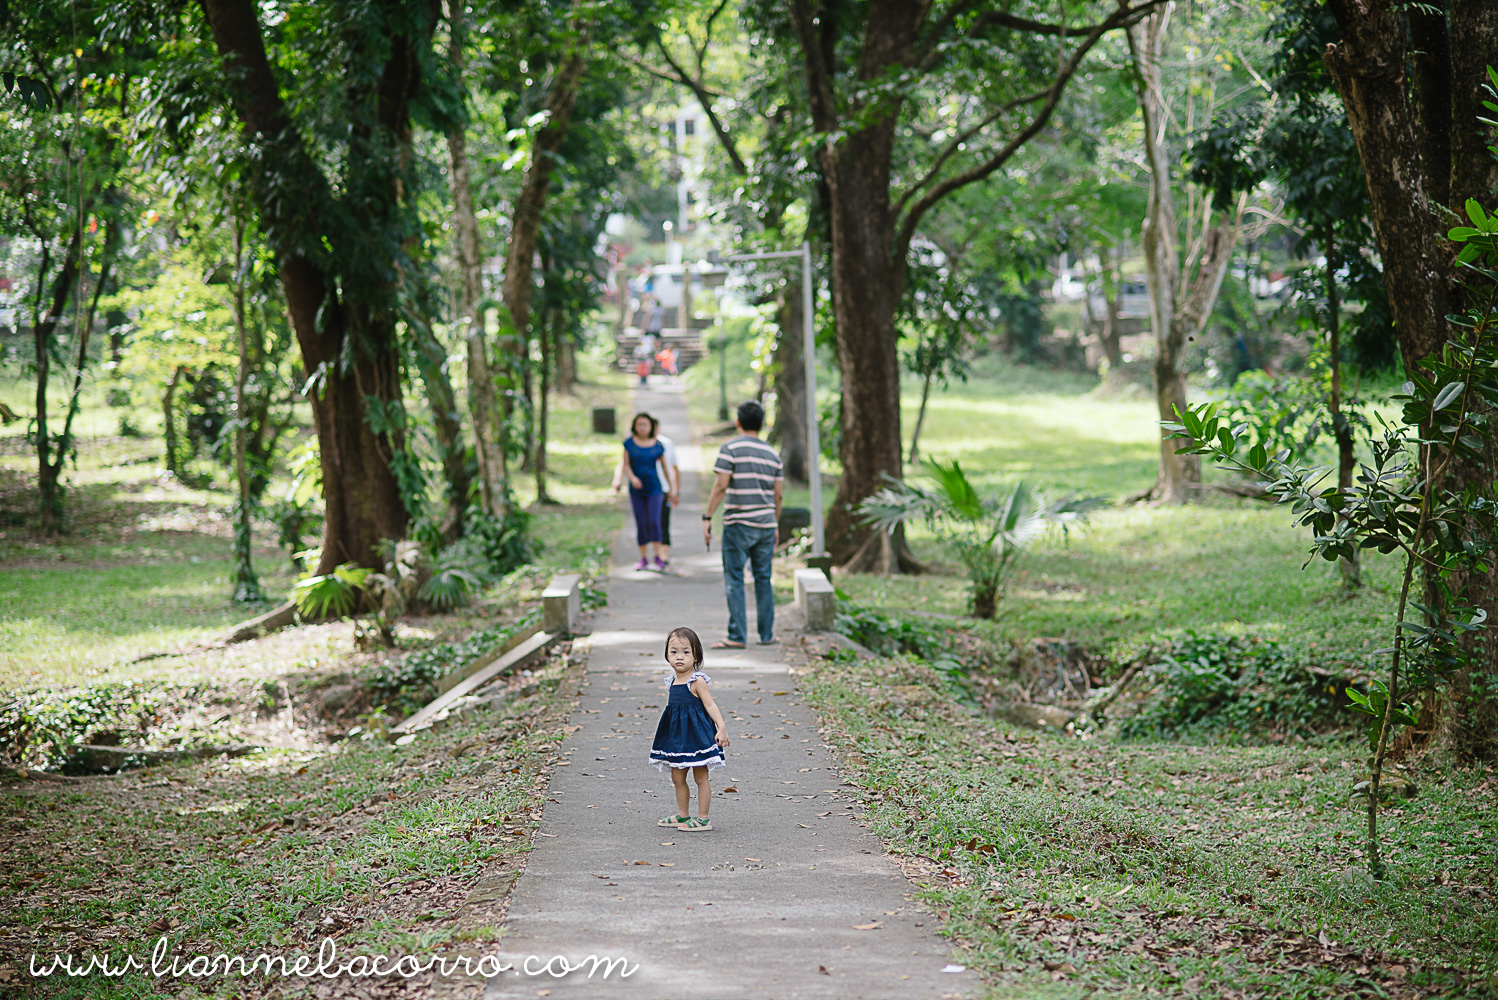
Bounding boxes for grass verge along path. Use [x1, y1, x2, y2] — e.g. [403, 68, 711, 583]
[789, 645, 1498, 999]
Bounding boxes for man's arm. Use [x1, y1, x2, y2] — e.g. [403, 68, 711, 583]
[773, 479, 783, 523]
[704, 471, 731, 519]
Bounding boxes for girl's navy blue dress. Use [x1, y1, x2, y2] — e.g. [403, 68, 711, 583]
[650, 671, 725, 772]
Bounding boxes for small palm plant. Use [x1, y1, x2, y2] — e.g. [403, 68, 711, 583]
[858, 459, 1107, 618]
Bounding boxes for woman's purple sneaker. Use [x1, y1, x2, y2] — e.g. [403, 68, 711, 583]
[635, 558, 650, 571]
[654, 556, 669, 572]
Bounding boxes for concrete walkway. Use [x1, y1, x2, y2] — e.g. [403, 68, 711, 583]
[485, 383, 977, 1000]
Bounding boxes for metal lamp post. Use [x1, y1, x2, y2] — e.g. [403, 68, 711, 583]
[721, 242, 824, 558]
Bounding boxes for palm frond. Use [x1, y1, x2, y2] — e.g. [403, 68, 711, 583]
[925, 458, 984, 520]
[419, 565, 484, 610]
[293, 564, 367, 619]
[856, 478, 945, 533]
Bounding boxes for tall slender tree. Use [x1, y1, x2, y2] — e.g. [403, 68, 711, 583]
[778, 0, 1162, 567]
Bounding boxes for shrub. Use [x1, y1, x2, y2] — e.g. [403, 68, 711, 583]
[1118, 631, 1353, 742]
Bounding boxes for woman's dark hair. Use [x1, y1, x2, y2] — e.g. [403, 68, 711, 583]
[630, 412, 658, 438]
[737, 400, 765, 431]
[665, 626, 704, 668]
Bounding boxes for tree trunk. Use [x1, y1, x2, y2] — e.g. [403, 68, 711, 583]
[1325, 227, 1359, 588]
[556, 334, 576, 392]
[198, 0, 416, 574]
[1323, 0, 1498, 751]
[1131, 9, 1242, 503]
[31, 230, 80, 534]
[908, 369, 934, 466]
[500, 46, 587, 350]
[769, 278, 809, 484]
[535, 307, 557, 505]
[1098, 248, 1124, 369]
[412, 320, 472, 540]
[229, 218, 264, 602]
[163, 365, 187, 480]
[819, 127, 913, 568]
[448, 0, 506, 519]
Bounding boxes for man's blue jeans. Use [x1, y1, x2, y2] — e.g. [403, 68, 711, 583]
[722, 522, 776, 644]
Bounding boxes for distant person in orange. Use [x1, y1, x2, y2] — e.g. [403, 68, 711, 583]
[656, 342, 679, 379]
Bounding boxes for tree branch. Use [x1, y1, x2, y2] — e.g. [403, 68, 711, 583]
[892, 85, 1048, 219]
[789, 0, 840, 134]
[653, 36, 747, 175]
[894, 0, 1163, 263]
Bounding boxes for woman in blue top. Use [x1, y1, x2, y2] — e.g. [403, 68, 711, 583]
[611, 411, 671, 571]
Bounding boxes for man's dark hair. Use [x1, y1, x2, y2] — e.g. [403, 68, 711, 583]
[737, 400, 765, 432]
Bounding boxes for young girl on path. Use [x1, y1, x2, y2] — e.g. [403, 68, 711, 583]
[650, 627, 730, 831]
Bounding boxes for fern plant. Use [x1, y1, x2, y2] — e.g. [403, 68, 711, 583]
[858, 459, 1107, 617]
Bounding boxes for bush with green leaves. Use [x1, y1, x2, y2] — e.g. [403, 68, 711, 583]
[358, 609, 543, 713]
[858, 459, 1107, 618]
[1118, 632, 1354, 743]
[0, 681, 171, 771]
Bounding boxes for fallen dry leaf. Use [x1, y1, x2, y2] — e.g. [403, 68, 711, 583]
[798, 823, 813, 829]
[773, 691, 789, 696]
[1044, 961, 1078, 975]
[851, 921, 883, 930]
[744, 857, 761, 862]
[659, 862, 675, 867]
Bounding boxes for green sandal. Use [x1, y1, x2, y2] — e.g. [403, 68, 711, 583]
[679, 817, 712, 832]
[657, 814, 688, 828]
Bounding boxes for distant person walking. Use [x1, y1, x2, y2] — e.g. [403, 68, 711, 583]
[701, 401, 783, 648]
[656, 341, 679, 379]
[612, 412, 671, 572]
[655, 430, 682, 571]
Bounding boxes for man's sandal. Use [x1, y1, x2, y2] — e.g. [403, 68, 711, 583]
[679, 817, 712, 831]
[710, 641, 745, 650]
[657, 814, 688, 828]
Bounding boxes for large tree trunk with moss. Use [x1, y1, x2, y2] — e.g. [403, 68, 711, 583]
[792, 0, 923, 571]
[198, 0, 417, 575]
[1323, 0, 1498, 754]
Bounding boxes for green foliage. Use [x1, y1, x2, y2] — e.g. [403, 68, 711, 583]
[858, 459, 1107, 617]
[835, 603, 947, 662]
[292, 563, 370, 620]
[418, 542, 487, 611]
[358, 609, 543, 713]
[465, 502, 535, 576]
[1345, 680, 1417, 755]
[0, 680, 166, 771]
[1118, 632, 1352, 742]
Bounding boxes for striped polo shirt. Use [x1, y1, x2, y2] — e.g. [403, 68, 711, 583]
[713, 436, 783, 528]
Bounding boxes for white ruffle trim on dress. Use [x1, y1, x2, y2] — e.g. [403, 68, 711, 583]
[650, 754, 725, 773]
[664, 670, 711, 687]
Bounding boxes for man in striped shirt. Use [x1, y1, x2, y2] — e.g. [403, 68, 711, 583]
[701, 400, 784, 648]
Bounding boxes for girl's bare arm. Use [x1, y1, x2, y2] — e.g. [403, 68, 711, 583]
[693, 681, 731, 748]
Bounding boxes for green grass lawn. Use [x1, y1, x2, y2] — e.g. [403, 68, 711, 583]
[0, 343, 629, 695]
[827, 358, 1400, 664]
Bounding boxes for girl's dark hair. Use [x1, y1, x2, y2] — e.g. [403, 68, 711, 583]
[665, 626, 703, 668]
[630, 411, 658, 437]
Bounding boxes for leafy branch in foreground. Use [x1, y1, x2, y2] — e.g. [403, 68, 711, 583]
[858, 459, 1107, 619]
[1164, 198, 1498, 879]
